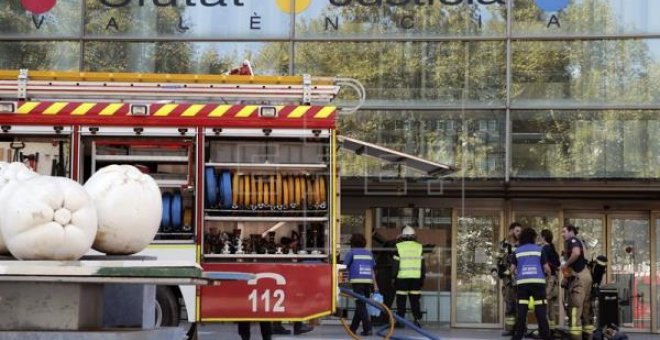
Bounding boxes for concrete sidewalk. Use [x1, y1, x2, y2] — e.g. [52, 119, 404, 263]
[199, 323, 491, 339]
[197, 323, 660, 339]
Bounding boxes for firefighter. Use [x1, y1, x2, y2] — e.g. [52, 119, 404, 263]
[539, 229, 561, 334]
[345, 233, 378, 336]
[372, 231, 397, 326]
[498, 222, 521, 336]
[510, 227, 551, 340]
[393, 225, 425, 327]
[560, 224, 593, 340]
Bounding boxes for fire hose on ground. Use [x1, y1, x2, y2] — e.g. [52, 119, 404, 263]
[339, 287, 441, 340]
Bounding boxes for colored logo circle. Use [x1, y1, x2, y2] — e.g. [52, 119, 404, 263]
[534, 0, 569, 12]
[275, 0, 311, 14]
[21, 0, 57, 14]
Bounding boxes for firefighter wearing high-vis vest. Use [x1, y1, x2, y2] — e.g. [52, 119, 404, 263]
[393, 225, 425, 328]
[560, 224, 593, 340]
[510, 227, 551, 340]
[498, 222, 522, 336]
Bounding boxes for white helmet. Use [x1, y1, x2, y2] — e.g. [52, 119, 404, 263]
[401, 225, 416, 237]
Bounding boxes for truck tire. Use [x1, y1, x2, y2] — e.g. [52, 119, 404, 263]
[156, 286, 180, 327]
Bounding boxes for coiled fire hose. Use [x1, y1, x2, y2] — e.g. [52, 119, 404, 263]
[339, 287, 441, 340]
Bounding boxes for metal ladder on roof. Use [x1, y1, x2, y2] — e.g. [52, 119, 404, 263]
[0, 69, 365, 113]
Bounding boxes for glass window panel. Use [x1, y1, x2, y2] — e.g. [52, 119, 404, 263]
[85, 0, 291, 39]
[515, 212, 560, 234]
[0, 42, 80, 71]
[294, 41, 506, 108]
[564, 216, 604, 262]
[513, 0, 660, 36]
[512, 110, 660, 179]
[0, 0, 81, 36]
[83, 41, 289, 74]
[339, 212, 365, 260]
[456, 212, 500, 325]
[339, 110, 505, 179]
[512, 39, 660, 106]
[610, 217, 650, 330]
[295, 0, 506, 39]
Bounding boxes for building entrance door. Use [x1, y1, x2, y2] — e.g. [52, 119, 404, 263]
[452, 211, 501, 327]
[564, 213, 651, 331]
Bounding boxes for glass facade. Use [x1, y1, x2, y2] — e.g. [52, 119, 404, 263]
[512, 110, 660, 178]
[2, 0, 660, 331]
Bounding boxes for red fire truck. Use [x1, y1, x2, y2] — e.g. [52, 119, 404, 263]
[0, 68, 453, 329]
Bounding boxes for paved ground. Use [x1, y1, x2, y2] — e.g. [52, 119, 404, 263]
[197, 323, 660, 339]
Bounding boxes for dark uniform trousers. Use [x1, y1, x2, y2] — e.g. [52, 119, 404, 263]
[238, 322, 272, 340]
[350, 283, 373, 333]
[514, 283, 550, 340]
[395, 278, 422, 321]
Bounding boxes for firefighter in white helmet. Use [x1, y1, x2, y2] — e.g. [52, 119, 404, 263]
[393, 225, 425, 327]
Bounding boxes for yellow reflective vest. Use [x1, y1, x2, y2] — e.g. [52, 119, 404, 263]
[395, 241, 423, 279]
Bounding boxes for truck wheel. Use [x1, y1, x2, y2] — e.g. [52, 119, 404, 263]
[156, 286, 180, 327]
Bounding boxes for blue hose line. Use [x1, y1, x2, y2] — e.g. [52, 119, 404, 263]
[339, 287, 440, 340]
[205, 166, 217, 207]
[217, 173, 223, 208]
[171, 190, 183, 231]
[161, 192, 172, 231]
[220, 170, 232, 209]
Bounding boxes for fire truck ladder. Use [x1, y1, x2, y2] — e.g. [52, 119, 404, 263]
[0, 69, 365, 113]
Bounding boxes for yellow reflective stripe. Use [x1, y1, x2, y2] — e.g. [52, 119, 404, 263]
[349, 278, 373, 283]
[534, 299, 546, 305]
[393, 255, 400, 260]
[209, 105, 231, 117]
[517, 278, 546, 284]
[72, 103, 95, 115]
[314, 106, 335, 118]
[235, 105, 257, 118]
[17, 102, 40, 114]
[43, 102, 68, 115]
[99, 103, 124, 116]
[409, 291, 421, 295]
[399, 256, 424, 260]
[287, 106, 310, 118]
[518, 299, 530, 304]
[153, 104, 178, 117]
[516, 251, 541, 258]
[571, 308, 577, 328]
[395, 291, 408, 295]
[181, 104, 204, 117]
[596, 260, 606, 266]
[400, 268, 420, 273]
[353, 255, 373, 260]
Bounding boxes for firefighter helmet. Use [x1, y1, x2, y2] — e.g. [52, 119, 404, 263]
[401, 225, 416, 237]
